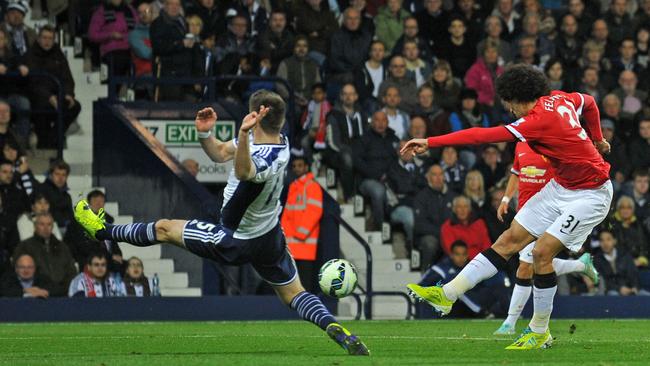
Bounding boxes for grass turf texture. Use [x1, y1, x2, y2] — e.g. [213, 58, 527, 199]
[1, 319, 649, 365]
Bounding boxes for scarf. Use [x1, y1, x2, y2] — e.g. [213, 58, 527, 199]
[104, 2, 136, 30]
[301, 100, 332, 150]
[83, 271, 97, 297]
[124, 275, 151, 296]
[6, 24, 27, 55]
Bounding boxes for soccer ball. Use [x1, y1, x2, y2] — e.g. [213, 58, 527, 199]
[318, 259, 358, 298]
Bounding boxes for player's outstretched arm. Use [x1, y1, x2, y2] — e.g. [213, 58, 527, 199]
[234, 106, 270, 181]
[401, 126, 516, 156]
[196, 107, 236, 163]
[579, 93, 611, 155]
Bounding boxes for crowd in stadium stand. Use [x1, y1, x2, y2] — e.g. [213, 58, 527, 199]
[0, 0, 649, 299]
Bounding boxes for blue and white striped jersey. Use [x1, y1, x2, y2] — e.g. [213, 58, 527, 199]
[221, 134, 290, 239]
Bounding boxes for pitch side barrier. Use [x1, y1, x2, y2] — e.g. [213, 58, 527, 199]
[415, 296, 650, 319]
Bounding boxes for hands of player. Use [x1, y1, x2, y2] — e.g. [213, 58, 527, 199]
[595, 139, 611, 155]
[497, 201, 509, 222]
[400, 138, 428, 157]
[240, 105, 270, 133]
[195, 107, 217, 133]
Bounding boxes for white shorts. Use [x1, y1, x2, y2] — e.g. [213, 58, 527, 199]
[514, 179, 613, 253]
[519, 242, 535, 264]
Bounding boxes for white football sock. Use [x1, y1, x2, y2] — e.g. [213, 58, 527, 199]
[503, 284, 532, 327]
[552, 258, 585, 275]
[443, 253, 498, 301]
[529, 285, 557, 333]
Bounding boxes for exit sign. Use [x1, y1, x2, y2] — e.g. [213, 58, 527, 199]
[161, 121, 236, 146]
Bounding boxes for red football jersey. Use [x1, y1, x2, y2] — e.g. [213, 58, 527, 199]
[504, 91, 610, 189]
[511, 142, 554, 210]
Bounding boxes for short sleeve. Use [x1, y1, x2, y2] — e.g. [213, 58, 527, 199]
[504, 115, 543, 142]
[555, 91, 585, 115]
[250, 147, 284, 183]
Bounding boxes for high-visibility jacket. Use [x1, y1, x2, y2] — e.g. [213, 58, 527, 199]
[281, 172, 323, 261]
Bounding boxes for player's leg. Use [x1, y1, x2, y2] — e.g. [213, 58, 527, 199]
[408, 220, 535, 315]
[495, 243, 535, 335]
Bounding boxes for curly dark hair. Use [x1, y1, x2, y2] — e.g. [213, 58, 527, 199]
[495, 64, 550, 103]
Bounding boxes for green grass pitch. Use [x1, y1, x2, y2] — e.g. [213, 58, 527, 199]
[1, 319, 649, 365]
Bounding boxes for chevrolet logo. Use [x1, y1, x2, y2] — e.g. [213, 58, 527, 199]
[521, 166, 546, 177]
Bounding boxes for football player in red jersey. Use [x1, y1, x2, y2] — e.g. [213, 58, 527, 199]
[403, 65, 613, 349]
[492, 142, 601, 335]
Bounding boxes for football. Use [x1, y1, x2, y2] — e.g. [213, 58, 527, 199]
[318, 259, 358, 298]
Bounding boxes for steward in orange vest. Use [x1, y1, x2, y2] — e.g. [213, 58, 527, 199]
[281, 170, 323, 261]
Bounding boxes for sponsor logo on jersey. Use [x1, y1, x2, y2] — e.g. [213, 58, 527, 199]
[520, 166, 547, 177]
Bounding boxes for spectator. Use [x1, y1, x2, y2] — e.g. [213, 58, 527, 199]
[0, 253, 52, 297]
[448, 89, 489, 167]
[416, 0, 449, 53]
[88, 0, 138, 81]
[329, 7, 372, 84]
[513, 35, 541, 69]
[13, 213, 77, 297]
[437, 17, 476, 79]
[324, 83, 367, 201]
[402, 40, 431, 88]
[567, 0, 594, 39]
[281, 156, 323, 291]
[32, 159, 73, 232]
[150, 0, 199, 101]
[355, 40, 386, 110]
[374, 0, 410, 51]
[381, 86, 410, 140]
[419, 240, 509, 317]
[555, 14, 583, 71]
[215, 15, 257, 74]
[299, 83, 331, 157]
[414, 85, 439, 122]
[594, 229, 643, 296]
[608, 195, 649, 268]
[379, 55, 418, 114]
[276, 36, 321, 107]
[185, 0, 226, 38]
[406, 115, 434, 169]
[0, 99, 21, 151]
[477, 16, 513, 65]
[293, 0, 338, 66]
[128, 2, 155, 80]
[612, 38, 645, 77]
[182, 158, 199, 177]
[123, 256, 154, 296]
[17, 193, 62, 241]
[463, 169, 486, 211]
[622, 169, 650, 224]
[589, 19, 617, 59]
[628, 118, 650, 171]
[392, 16, 433, 62]
[0, 159, 27, 249]
[257, 10, 294, 74]
[440, 195, 492, 259]
[475, 145, 506, 190]
[386, 141, 424, 248]
[453, 0, 483, 45]
[483, 187, 515, 241]
[635, 0, 650, 31]
[228, 0, 268, 38]
[637, 27, 650, 70]
[579, 40, 614, 90]
[352, 111, 400, 230]
[491, 0, 521, 42]
[24, 25, 81, 148]
[465, 42, 504, 109]
[577, 67, 607, 104]
[600, 119, 630, 186]
[545, 58, 569, 91]
[425, 60, 462, 112]
[0, 1, 35, 56]
[0, 31, 29, 147]
[413, 164, 456, 270]
[604, 0, 634, 47]
[517, 12, 554, 65]
[69, 252, 126, 297]
[349, 0, 375, 33]
[440, 146, 467, 194]
[612, 70, 647, 128]
[601, 94, 626, 139]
